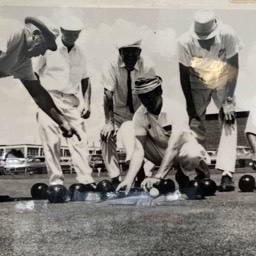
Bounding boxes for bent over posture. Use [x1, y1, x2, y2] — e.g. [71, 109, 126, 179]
[116, 76, 210, 194]
[177, 10, 243, 191]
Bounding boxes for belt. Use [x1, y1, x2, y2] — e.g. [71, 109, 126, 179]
[49, 90, 76, 98]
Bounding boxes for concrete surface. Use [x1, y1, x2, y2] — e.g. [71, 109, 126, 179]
[0, 169, 256, 256]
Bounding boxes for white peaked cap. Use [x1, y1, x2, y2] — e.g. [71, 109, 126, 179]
[60, 16, 84, 31]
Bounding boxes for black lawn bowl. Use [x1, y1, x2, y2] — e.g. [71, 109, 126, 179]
[96, 180, 115, 200]
[185, 180, 206, 200]
[238, 175, 256, 192]
[46, 185, 68, 203]
[201, 179, 217, 196]
[154, 179, 175, 195]
[30, 183, 49, 200]
[68, 183, 89, 201]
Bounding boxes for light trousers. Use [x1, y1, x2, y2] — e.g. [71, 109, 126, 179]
[190, 86, 237, 175]
[37, 91, 94, 185]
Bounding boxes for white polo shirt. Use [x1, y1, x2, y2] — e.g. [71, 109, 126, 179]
[0, 22, 36, 80]
[133, 97, 189, 149]
[101, 55, 156, 125]
[34, 38, 88, 94]
[177, 23, 244, 90]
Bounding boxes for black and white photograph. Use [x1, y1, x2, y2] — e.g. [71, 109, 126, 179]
[1, 1, 256, 255]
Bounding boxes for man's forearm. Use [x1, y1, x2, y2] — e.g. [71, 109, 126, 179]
[124, 141, 145, 182]
[20, 79, 66, 126]
[225, 54, 239, 99]
[179, 63, 196, 117]
[103, 89, 114, 124]
[81, 77, 91, 107]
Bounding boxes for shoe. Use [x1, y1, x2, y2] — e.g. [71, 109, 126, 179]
[194, 160, 210, 180]
[218, 175, 235, 192]
[175, 167, 190, 193]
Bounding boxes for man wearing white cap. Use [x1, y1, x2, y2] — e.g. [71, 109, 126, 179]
[116, 76, 210, 194]
[177, 10, 244, 191]
[34, 16, 95, 187]
[0, 16, 78, 139]
[100, 39, 156, 187]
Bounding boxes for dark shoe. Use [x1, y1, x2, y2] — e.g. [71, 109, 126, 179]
[218, 175, 235, 192]
[175, 167, 190, 193]
[194, 160, 210, 180]
[111, 177, 121, 190]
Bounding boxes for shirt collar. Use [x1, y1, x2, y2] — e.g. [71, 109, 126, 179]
[191, 31, 221, 47]
[57, 37, 78, 52]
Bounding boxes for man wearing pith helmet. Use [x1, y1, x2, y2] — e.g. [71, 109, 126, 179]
[0, 16, 78, 139]
[116, 76, 211, 194]
[33, 16, 95, 188]
[100, 38, 156, 187]
[177, 10, 244, 192]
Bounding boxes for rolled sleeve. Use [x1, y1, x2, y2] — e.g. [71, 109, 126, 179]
[101, 62, 117, 92]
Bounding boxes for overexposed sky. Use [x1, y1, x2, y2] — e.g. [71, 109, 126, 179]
[0, 4, 256, 146]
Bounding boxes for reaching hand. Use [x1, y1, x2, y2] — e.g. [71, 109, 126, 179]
[140, 177, 161, 192]
[59, 122, 81, 141]
[100, 122, 117, 142]
[116, 179, 133, 195]
[81, 107, 91, 119]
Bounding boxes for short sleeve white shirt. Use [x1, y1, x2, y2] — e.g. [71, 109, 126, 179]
[101, 55, 156, 125]
[133, 97, 189, 148]
[0, 22, 36, 80]
[34, 38, 88, 94]
[177, 23, 244, 90]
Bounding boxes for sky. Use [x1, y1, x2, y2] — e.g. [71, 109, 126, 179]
[0, 5, 256, 146]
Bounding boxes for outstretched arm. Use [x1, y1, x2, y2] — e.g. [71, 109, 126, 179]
[20, 79, 81, 140]
[116, 135, 146, 194]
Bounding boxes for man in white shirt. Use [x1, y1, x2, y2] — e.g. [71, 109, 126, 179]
[0, 16, 78, 139]
[177, 10, 244, 191]
[34, 17, 95, 187]
[116, 76, 210, 194]
[100, 39, 156, 186]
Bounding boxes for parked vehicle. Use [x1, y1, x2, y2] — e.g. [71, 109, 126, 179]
[206, 146, 253, 169]
[236, 146, 252, 168]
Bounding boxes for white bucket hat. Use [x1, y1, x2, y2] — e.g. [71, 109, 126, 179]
[190, 10, 221, 40]
[60, 16, 84, 31]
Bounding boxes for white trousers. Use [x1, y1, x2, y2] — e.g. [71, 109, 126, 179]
[37, 91, 94, 185]
[190, 86, 237, 174]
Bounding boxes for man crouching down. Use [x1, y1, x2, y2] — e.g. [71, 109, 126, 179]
[116, 76, 211, 194]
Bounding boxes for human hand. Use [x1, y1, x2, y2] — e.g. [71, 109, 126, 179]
[100, 122, 117, 142]
[81, 106, 91, 119]
[140, 177, 161, 192]
[219, 101, 236, 125]
[59, 122, 81, 141]
[189, 114, 201, 125]
[116, 179, 133, 195]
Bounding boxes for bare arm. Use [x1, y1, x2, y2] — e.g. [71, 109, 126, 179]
[20, 79, 81, 140]
[81, 77, 91, 119]
[179, 63, 200, 123]
[225, 53, 239, 99]
[219, 54, 239, 125]
[100, 88, 115, 142]
[116, 135, 146, 194]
